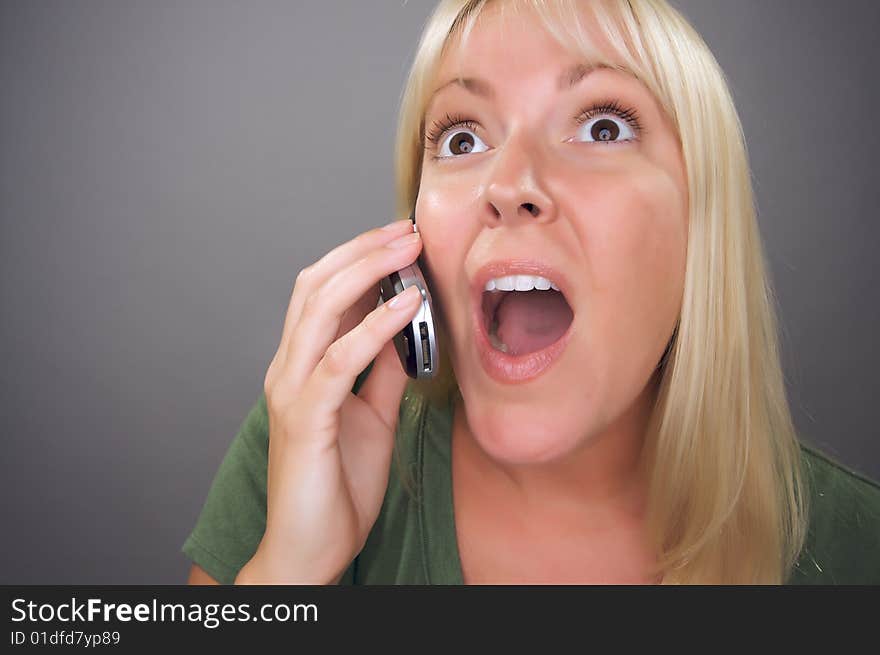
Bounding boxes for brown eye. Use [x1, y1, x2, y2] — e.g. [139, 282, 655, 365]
[450, 132, 476, 155]
[432, 126, 487, 160]
[591, 118, 620, 142]
[572, 102, 639, 145]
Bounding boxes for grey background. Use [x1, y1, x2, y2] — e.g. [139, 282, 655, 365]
[1, 0, 877, 584]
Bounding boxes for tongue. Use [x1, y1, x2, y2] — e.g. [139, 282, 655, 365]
[495, 290, 573, 356]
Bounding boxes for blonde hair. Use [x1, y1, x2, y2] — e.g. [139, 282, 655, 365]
[391, 0, 809, 584]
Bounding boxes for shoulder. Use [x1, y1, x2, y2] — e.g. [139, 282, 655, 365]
[788, 444, 880, 584]
[801, 444, 880, 521]
[183, 363, 378, 585]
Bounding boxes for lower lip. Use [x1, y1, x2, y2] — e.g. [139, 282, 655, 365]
[472, 299, 574, 384]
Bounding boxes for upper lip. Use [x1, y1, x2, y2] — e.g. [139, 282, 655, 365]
[470, 259, 576, 317]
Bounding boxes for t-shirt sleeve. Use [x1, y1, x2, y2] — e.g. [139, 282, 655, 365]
[181, 362, 374, 584]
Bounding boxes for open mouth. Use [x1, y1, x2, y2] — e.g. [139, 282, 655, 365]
[479, 279, 574, 356]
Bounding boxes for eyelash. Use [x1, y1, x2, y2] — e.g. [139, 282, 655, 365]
[575, 99, 644, 137]
[423, 98, 644, 160]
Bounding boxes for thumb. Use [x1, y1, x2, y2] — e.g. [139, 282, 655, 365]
[356, 336, 411, 431]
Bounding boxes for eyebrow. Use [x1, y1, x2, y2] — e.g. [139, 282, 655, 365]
[428, 62, 613, 104]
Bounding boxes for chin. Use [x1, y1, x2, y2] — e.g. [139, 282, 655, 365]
[462, 395, 591, 466]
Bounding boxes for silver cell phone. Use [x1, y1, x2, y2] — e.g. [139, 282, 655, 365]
[379, 211, 439, 379]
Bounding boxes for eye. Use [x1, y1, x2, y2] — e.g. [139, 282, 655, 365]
[439, 128, 488, 158]
[581, 116, 633, 142]
[573, 99, 643, 145]
[424, 113, 489, 160]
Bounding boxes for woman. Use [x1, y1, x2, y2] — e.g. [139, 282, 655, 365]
[183, 0, 880, 584]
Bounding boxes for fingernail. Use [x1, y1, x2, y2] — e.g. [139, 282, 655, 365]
[385, 232, 421, 249]
[381, 218, 412, 231]
[388, 285, 420, 309]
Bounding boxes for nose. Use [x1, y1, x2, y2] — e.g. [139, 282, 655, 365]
[481, 132, 557, 228]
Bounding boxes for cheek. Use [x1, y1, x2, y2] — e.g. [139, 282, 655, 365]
[413, 191, 473, 320]
[416, 187, 471, 250]
[580, 169, 687, 336]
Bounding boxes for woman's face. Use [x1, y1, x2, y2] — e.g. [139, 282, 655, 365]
[417, 5, 688, 464]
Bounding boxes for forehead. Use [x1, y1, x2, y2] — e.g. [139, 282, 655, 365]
[435, 2, 624, 83]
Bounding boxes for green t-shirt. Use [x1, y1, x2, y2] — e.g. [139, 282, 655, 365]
[182, 369, 880, 584]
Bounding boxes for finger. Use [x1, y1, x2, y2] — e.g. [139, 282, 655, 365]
[283, 231, 421, 390]
[301, 285, 422, 444]
[336, 281, 382, 343]
[276, 219, 414, 359]
[356, 335, 411, 432]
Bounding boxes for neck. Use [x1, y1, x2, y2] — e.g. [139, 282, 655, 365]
[453, 374, 659, 522]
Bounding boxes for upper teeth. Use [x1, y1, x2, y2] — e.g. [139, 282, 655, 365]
[484, 275, 559, 292]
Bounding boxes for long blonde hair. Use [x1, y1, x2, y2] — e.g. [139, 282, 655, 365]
[391, 0, 809, 584]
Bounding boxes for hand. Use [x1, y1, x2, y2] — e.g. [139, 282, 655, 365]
[236, 219, 423, 584]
